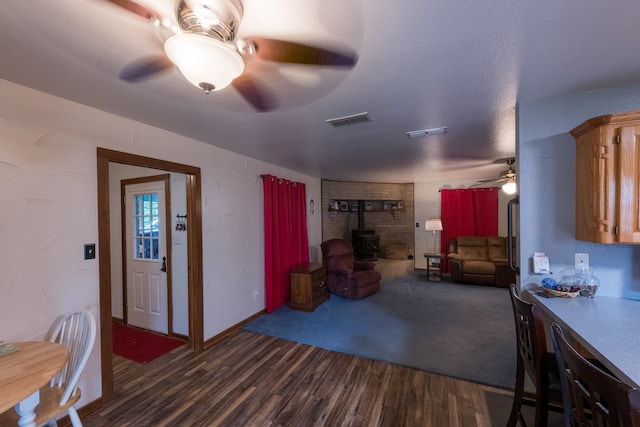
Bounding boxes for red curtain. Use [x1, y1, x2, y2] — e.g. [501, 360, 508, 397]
[262, 175, 310, 313]
[440, 187, 499, 272]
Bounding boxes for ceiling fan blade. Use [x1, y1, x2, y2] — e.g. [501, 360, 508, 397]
[249, 38, 357, 67]
[493, 156, 515, 164]
[471, 178, 509, 188]
[105, 0, 161, 20]
[119, 55, 174, 82]
[232, 74, 277, 112]
[477, 177, 508, 184]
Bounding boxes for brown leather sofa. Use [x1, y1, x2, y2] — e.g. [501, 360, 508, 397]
[447, 236, 516, 287]
[321, 239, 381, 299]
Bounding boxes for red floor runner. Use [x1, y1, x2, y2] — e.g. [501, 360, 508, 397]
[112, 323, 184, 364]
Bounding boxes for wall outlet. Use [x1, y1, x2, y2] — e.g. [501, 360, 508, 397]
[253, 290, 259, 300]
[533, 253, 550, 274]
[575, 253, 589, 270]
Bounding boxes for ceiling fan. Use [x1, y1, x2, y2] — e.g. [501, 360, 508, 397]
[472, 157, 517, 194]
[105, 0, 358, 112]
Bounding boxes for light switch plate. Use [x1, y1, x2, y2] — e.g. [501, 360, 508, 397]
[84, 243, 96, 260]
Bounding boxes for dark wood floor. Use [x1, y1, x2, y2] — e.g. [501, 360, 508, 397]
[84, 330, 511, 426]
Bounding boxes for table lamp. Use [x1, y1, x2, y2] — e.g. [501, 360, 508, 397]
[425, 219, 443, 254]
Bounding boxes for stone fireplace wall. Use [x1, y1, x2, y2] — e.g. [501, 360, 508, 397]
[321, 180, 415, 260]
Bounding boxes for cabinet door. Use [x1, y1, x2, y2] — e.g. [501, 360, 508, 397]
[575, 126, 616, 243]
[616, 125, 640, 243]
[573, 111, 640, 244]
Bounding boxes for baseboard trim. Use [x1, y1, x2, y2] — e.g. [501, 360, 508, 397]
[203, 310, 266, 349]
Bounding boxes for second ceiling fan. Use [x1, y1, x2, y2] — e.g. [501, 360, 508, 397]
[473, 157, 517, 194]
[106, 0, 358, 112]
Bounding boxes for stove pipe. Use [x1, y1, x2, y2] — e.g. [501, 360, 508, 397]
[358, 200, 365, 229]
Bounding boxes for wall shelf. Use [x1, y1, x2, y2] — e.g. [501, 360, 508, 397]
[328, 199, 405, 212]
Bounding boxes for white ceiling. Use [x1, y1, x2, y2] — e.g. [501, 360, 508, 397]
[1, 0, 640, 183]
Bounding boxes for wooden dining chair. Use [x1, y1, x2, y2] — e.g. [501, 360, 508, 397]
[0, 309, 96, 427]
[550, 322, 640, 427]
[507, 284, 564, 427]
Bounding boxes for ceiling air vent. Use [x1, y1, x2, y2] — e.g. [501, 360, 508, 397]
[406, 127, 448, 139]
[326, 112, 372, 127]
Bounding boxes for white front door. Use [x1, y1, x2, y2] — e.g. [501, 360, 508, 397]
[125, 181, 168, 334]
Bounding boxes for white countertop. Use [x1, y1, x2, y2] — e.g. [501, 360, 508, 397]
[526, 289, 640, 389]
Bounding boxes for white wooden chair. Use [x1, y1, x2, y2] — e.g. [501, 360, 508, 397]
[0, 309, 96, 427]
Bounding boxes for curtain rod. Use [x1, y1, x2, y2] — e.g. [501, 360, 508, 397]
[260, 174, 299, 185]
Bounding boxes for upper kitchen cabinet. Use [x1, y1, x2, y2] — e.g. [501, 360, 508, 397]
[571, 110, 640, 244]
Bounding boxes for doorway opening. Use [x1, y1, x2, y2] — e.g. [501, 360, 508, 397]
[97, 148, 204, 401]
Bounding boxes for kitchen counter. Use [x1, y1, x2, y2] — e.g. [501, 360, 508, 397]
[526, 289, 640, 389]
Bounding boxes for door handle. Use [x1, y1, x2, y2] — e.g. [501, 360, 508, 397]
[161, 256, 167, 272]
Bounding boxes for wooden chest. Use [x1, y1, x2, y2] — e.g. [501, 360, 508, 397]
[289, 263, 328, 311]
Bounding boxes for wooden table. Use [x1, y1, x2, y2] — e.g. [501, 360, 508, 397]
[424, 253, 443, 281]
[0, 341, 68, 427]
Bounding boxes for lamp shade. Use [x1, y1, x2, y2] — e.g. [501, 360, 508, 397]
[164, 33, 244, 93]
[425, 219, 443, 231]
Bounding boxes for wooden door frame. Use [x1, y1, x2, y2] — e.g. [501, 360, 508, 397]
[97, 148, 204, 401]
[121, 174, 173, 333]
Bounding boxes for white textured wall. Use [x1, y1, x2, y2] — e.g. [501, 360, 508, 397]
[517, 83, 640, 299]
[169, 172, 189, 336]
[0, 79, 321, 407]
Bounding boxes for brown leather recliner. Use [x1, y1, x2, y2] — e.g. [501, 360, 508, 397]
[321, 239, 381, 299]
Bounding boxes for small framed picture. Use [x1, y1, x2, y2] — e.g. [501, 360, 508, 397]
[398, 201, 404, 209]
[331, 200, 339, 210]
[340, 201, 349, 211]
[365, 202, 373, 211]
[383, 202, 390, 210]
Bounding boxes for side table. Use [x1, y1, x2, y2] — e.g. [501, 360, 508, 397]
[289, 263, 328, 311]
[424, 253, 443, 281]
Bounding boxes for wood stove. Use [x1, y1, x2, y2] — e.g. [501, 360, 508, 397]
[352, 200, 379, 260]
[352, 230, 379, 260]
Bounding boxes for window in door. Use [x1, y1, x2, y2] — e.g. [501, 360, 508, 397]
[134, 193, 159, 260]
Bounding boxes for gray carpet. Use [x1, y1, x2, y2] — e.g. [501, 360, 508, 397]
[243, 272, 517, 389]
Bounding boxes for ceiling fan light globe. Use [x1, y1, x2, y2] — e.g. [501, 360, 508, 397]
[502, 181, 517, 195]
[164, 33, 244, 92]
